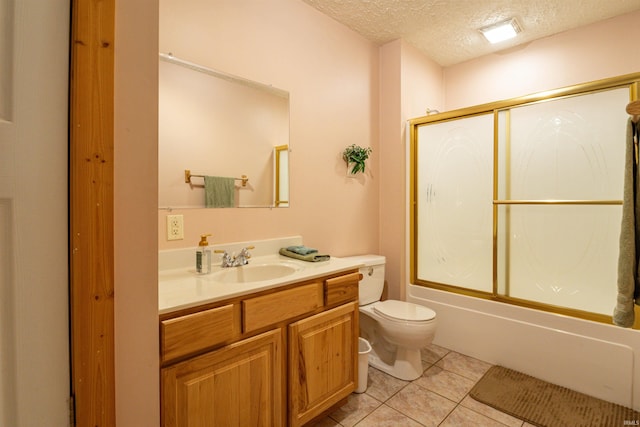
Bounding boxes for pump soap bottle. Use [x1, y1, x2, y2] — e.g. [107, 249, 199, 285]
[196, 234, 212, 274]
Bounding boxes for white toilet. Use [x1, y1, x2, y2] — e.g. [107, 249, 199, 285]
[344, 255, 437, 381]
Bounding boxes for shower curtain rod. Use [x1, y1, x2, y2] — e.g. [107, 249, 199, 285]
[628, 100, 640, 123]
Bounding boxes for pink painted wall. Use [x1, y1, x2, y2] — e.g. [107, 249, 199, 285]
[379, 40, 443, 300]
[114, 0, 160, 425]
[378, 41, 403, 300]
[158, 0, 380, 258]
[444, 10, 640, 110]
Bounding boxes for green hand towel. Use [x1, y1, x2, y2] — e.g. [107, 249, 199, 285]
[286, 245, 318, 255]
[204, 176, 235, 208]
[279, 248, 330, 262]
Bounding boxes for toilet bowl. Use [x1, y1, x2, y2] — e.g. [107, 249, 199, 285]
[342, 255, 437, 381]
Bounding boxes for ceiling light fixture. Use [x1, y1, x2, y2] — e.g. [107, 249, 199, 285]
[479, 18, 521, 44]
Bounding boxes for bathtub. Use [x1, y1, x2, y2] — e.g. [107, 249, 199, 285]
[408, 284, 640, 410]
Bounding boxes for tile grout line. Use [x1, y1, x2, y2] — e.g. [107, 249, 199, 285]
[324, 346, 526, 427]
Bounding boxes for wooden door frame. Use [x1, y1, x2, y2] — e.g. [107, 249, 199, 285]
[69, 0, 116, 425]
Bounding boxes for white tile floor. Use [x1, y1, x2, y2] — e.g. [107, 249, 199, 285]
[310, 344, 536, 427]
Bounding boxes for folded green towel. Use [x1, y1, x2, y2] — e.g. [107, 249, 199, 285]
[286, 245, 318, 255]
[279, 248, 330, 262]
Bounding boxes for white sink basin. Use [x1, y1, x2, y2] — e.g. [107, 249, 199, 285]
[210, 262, 301, 284]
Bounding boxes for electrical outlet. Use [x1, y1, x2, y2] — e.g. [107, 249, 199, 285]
[167, 214, 184, 241]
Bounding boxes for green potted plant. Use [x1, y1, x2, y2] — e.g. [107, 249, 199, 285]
[342, 144, 373, 175]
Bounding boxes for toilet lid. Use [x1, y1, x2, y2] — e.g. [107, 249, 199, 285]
[373, 300, 436, 322]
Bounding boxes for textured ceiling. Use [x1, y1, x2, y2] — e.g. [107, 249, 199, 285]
[301, 0, 640, 66]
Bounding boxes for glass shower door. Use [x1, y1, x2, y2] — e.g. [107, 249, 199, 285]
[416, 113, 494, 293]
[495, 88, 628, 314]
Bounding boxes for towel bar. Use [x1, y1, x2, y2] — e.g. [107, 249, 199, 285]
[493, 199, 622, 205]
[185, 170, 248, 187]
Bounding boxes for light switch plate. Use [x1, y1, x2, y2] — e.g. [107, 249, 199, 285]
[167, 214, 184, 240]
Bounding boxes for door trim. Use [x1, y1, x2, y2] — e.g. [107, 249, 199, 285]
[69, 0, 116, 425]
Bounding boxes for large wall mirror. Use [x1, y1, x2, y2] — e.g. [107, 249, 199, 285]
[158, 54, 290, 209]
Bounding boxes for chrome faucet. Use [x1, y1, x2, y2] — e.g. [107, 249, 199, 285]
[217, 250, 234, 268]
[215, 246, 255, 268]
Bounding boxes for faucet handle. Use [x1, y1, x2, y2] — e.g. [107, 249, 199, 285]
[214, 249, 234, 267]
[240, 245, 254, 256]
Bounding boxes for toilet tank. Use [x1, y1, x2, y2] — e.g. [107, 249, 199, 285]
[341, 255, 386, 306]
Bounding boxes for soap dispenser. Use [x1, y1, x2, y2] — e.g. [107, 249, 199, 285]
[196, 234, 212, 274]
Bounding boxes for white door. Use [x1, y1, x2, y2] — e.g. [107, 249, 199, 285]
[0, 1, 70, 426]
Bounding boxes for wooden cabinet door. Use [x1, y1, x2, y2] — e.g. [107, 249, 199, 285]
[288, 302, 358, 427]
[162, 329, 284, 427]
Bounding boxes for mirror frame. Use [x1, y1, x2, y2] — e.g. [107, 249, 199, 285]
[274, 144, 289, 207]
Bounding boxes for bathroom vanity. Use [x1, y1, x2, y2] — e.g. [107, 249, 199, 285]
[159, 238, 362, 426]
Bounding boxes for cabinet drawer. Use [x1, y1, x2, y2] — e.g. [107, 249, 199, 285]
[324, 272, 361, 306]
[243, 282, 323, 333]
[161, 304, 238, 363]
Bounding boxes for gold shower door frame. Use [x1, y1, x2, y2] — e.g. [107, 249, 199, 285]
[410, 73, 640, 326]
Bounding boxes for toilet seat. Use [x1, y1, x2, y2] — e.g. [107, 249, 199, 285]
[373, 300, 436, 323]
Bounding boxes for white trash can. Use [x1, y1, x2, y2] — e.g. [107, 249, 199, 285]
[355, 337, 372, 393]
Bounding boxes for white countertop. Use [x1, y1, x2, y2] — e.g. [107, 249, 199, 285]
[159, 254, 363, 315]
